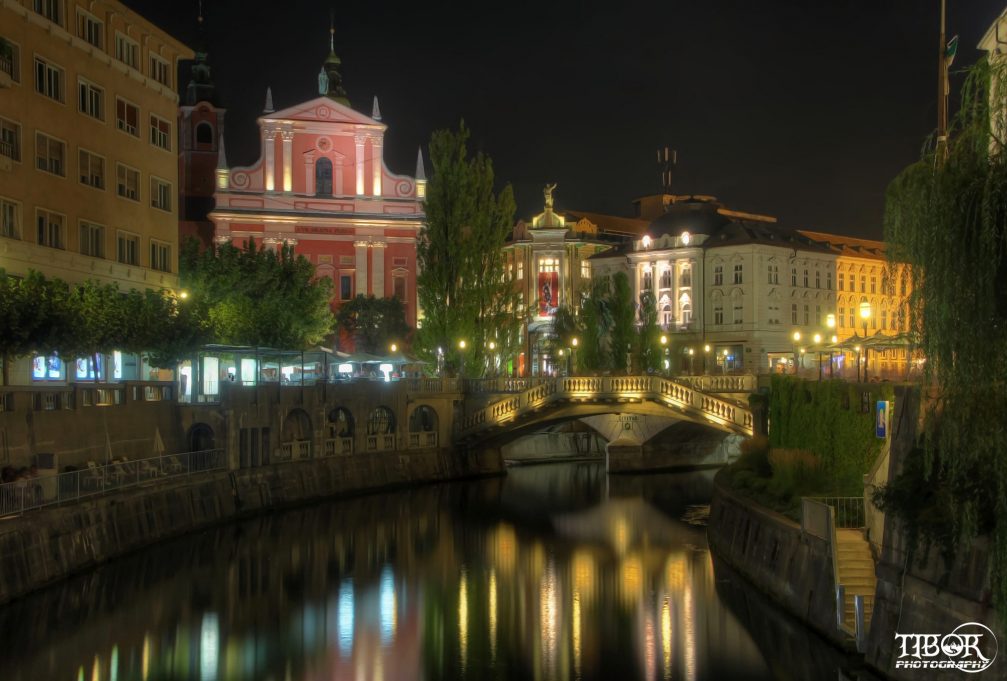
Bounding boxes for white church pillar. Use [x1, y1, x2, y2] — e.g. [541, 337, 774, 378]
[264, 128, 276, 192]
[371, 241, 386, 296]
[371, 138, 383, 196]
[281, 128, 294, 193]
[354, 240, 369, 296]
[354, 135, 366, 196]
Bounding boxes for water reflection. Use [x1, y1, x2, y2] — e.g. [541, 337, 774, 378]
[0, 463, 853, 680]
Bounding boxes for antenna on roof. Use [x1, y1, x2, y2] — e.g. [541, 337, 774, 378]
[657, 146, 676, 193]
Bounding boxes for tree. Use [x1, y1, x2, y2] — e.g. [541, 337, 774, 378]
[180, 239, 334, 349]
[416, 123, 518, 376]
[636, 291, 663, 373]
[879, 57, 1007, 622]
[609, 272, 636, 374]
[578, 276, 612, 372]
[336, 295, 411, 354]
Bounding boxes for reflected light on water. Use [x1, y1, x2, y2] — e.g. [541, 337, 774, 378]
[379, 566, 397, 645]
[571, 550, 595, 605]
[458, 567, 469, 674]
[91, 654, 100, 681]
[492, 523, 517, 575]
[200, 612, 220, 681]
[661, 596, 672, 680]
[540, 558, 559, 680]
[489, 569, 498, 661]
[141, 634, 150, 681]
[620, 554, 643, 607]
[109, 646, 118, 681]
[645, 609, 656, 681]
[684, 579, 697, 681]
[338, 579, 355, 656]
[572, 589, 582, 681]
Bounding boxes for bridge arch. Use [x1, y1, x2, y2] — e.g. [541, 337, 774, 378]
[328, 407, 354, 438]
[408, 404, 438, 432]
[186, 423, 215, 452]
[282, 408, 313, 459]
[367, 406, 396, 435]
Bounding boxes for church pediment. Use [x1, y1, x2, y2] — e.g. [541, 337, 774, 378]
[263, 96, 383, 128]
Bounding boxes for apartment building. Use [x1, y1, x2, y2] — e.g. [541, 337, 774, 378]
[0, 0, 192, 291]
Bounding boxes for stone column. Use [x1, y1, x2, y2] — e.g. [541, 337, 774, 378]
[264, 128, 276, 192]
[281, 127, 294, 193]
[371, 137, 383, 196]
[303, 151, 315, 195]
[354, 136, 366, 196]
[371, 241, 386, 296]
[354, 240, 369, 296]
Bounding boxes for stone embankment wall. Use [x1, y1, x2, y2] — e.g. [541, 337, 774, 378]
[707, 471, 847, 648]
[0, 447, 502, 606]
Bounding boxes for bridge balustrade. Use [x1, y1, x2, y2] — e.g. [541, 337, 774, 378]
[408, 431, 438, 449]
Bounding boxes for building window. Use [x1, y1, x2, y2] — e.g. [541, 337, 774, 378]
[150, 240, 171, 272]
[803, 269, 809, 287]
[315, 157, 333, 196]
[36, 208, 63, 249]
[35, 131, 65, 176]
[34, 56, 64, 102]
[580, 261, 590, 279]
[78, 148, 104, 189]
[0, 117, 20, 162]
[679, 266, 691, 287]
[77, 78, 104, 120]
[150, 177, 171, 211]
[839, 272, 844, 291]
[791, 303, 798, 325]
[881, 309, 888, 330]
[848, 308, 855, 328]
[1, 198, 20, 239]
[733, 263, 743, 284]
[838, 306, 845, 328]
[643, 270, 653, 291]
[803, 304, 809, 326]
[150, 115, 170, 151]
[870, 276, 877, 294]
[79, 221, 104, 258]
[114, 33, 139, 70]
[116, 98, 139, 136]
[826, 271, 832, 290]
[76, 9, 103, 48]
[815, 305, 821, 325]
[860, 275, 866, 293]
[663, 304, 674, 326]
[660, 269, 672, 289]
[0, 38, 20, 83]
[767, 264, 779, 284]
[393, 276, 406, 302]
[149, 54, 170, 87]
[116, 164, 139, 201]
[681, 304, 692, 326]
[791, 267, 797, 286]
[339, 274, 353, 300]
[516, 259, 523, 280]
[714, 306, 724, 325]
[117, 231, 139, 265]
[815, 270, 821, 288]
[733, 305, 743, 324]
[713, 265, 723, 286]
[33, 0, 63, 26]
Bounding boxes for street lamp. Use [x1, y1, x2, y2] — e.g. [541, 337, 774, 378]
[813, 333, 823, 381]
[703, 344, 711, 375]
[390, 343, 398, 353]
[660, 335, 669, 375]
[792, 331, 802, 375]
[457, 339, 467, 379]
[859, 300, 872, 382]
[826, 314, 836, 378]
[488, 341, 496, 377]
[688, 347, 695, 375]
[570, 337, 578, 376]
[721, 347, 729, 375]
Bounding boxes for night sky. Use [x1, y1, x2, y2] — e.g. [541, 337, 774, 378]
[128, 0, 1003, 240]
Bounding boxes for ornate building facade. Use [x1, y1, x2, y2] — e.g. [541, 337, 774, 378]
[209, 36, 425, 331]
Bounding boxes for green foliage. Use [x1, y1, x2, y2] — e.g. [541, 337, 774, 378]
[335, 294, 410, 354]
[768, 375, 892, 495]
[608, 272, 635, 374]
[415, 123, 519, 376]
[578, 276, 613, 372]
[882, 57, 1007, 621]
[180, 239, 333, 349]
[636, 291, 662, 373]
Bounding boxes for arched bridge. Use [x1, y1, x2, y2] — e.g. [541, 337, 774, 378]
[457, 375, 755, 443]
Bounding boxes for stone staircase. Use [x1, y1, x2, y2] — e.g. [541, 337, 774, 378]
[835, 528, 876, 635]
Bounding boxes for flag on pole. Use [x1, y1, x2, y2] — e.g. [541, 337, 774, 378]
[946, 35, 959, 68]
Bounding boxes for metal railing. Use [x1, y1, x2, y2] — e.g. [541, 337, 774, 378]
[0, 449, 225, 517]
[805, 496, 865, 529]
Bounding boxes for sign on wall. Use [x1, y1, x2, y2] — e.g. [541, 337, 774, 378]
[876, 400, 891, 439]
[538, 271, 559, 316]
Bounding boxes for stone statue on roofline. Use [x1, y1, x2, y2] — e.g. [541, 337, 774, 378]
[544, 183, 558, 209]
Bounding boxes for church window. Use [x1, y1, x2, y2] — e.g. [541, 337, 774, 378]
[195, 122, 213, 147]
[315, 157, 333, 196]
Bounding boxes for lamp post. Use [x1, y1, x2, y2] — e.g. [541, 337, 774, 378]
[703, 344, 711, 375]
[792, 331, 802, 375]
[488, 341, 496, 377]
[660, 335, 669, 375]
[457, 339, 467, 379]
[813, 333, 823, 381]
[859, 300, 872, 382]
[571, 337, 578, 376]
[688, 347, 695, 375]
[825, 313, 836, 378]
[721, 348, 729, 375]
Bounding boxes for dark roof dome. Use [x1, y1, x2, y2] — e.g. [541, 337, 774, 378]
[648, 196, 728, 237]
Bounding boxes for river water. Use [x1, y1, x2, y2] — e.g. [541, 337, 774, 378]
[0, 462, 859, 681]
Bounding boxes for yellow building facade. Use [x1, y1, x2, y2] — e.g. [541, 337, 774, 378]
[0, 0, 191, 290]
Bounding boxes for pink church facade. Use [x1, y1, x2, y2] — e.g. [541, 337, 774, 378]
[209, 95, 425, 331]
